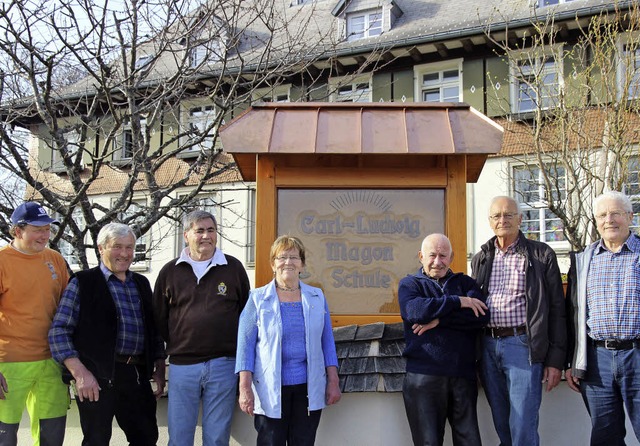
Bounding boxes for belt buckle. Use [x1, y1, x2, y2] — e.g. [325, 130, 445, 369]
[604, 340, 617, 350]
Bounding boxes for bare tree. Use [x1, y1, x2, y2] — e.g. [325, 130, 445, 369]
[0, 0, 347, 267]
[484, 1, 640, 251]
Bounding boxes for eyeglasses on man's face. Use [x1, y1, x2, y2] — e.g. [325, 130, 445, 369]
[489, 212, 518, 222]
[594, 210, 630, 221]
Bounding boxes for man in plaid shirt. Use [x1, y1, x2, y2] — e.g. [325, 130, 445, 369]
[566, 190, 640, 445]
[472, 196, 566, 446]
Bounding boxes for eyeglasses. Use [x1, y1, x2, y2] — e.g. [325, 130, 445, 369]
[193, 228, 216, 235]
[489, 212, 518, 221]
[595, 210, 630, 221]
[275, 255, 301, 262]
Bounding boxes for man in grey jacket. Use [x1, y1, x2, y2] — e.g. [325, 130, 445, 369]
[566, 190, 640, 445]
[471, 196, 566, 446]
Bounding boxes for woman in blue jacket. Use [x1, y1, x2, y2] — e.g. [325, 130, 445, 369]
[236, 235, 341, 445]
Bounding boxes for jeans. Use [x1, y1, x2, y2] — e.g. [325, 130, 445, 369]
[402, 372, 481, 446]
[480, 333, 543, 446]
[580, 343, 640, 446]
[168, 357, 237, 446]
[254, 384, 322, 446]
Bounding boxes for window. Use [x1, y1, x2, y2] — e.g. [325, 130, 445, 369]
[51, 129, 80, 172]
[619, 35, 640, 100]
[191, 40, 223, 67]
[347, 9, 382, 41]
[135, 54, 154, 69]
[118, 201, 149, 264]
[114, 119, 145, 160]
[330, 75, 372, 102]
[415, 61, 462, 103]
[54, 208, 84, 269]
[537, 0, 575, 6]
[623, 156, 640, 230]
[252, 85, 290, 103]
[511, 54, 561, 113]
[184, 105, 217, 153]
[513, 164, 566, 243]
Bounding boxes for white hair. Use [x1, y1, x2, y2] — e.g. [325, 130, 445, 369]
[593, 191, 632, 214]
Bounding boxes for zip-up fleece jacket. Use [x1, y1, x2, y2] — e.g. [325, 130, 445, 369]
[471, 231, 566, 369]
[398, 269, 490, 381]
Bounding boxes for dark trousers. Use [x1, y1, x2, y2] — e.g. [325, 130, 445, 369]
[403, 372, 481, 446]
[76, 362, 158, 446]
[254, 383, 322, 446]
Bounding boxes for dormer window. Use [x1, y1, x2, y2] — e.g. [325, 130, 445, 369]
[347, 9, 382, 41]
[537, 0, 575, 6]
[135, 54, 154, 69]
[190, 40, 224, 67]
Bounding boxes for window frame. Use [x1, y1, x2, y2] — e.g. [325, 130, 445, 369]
[414, 59, 463, 103]
[617, 32, 640, 100]
[51, 128, 81, 173]
[252, 84, 291, 103]
[622, 155, 640, 231]
[113, 118, 146, 162]
[54, 208, 84, 270]
[346, 8, 383, 42]
[180, 104, 218, 156]
[511, 163, 568, 246]
[509, 49, 563, 114]
[329, 74, 372, 102]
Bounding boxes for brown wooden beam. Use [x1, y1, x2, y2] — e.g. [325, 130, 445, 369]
[409, 47, 422, 62]
[435, 42, 448, 58]
[461, 38, 474, 53]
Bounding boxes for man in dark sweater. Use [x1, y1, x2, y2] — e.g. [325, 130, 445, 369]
[153, 210, 250, 446]
[49, 223, 166, 445]
[399, 233, 489, 446]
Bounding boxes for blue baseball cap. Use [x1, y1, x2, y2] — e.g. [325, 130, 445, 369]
[10, 202, 59, 226]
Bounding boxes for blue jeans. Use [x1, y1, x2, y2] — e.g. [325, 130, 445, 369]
[480, 334, 543, 446]
[580, 343, 640, 446]
[168, 357, 237, 446]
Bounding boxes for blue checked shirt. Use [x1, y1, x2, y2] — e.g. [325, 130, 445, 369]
[487, 238, 527, 328]
[50, 263, 145, 363]
[587, 234, 640, 341]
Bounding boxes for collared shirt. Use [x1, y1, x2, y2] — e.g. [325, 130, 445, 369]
[176, 247, 228, 284]
[49, 263, 145, 363]
[487, 238, 527, 328]
[586, 233, 640, 340]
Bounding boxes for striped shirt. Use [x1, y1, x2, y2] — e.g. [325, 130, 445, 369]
[49, 263, 145, 363]
[487, 238, 527, 328]
[586, 234, 640, 341]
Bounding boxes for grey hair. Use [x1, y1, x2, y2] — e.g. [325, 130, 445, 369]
[183, 209, 217, 231]
[593, 191, 633, 214]
[488, 195, 521, 216]
[97, 223, 136, 248]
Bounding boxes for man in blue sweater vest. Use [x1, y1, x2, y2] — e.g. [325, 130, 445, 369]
[399, 233, 489, 446]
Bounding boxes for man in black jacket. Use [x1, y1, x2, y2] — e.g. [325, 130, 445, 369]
[471, 196, 566, 446]
[49, 223, 166, 446]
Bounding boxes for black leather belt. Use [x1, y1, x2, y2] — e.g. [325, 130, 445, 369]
[592, 339, 640, 350]
[483, 326, 527, 338]
[115, 354, 144, 365]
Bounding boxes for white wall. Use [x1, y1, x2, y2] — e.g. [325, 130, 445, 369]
[231, 387, 640, 445]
